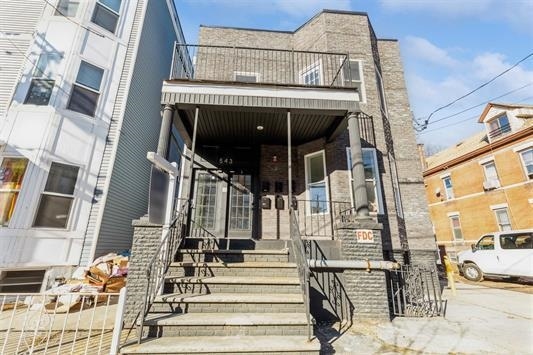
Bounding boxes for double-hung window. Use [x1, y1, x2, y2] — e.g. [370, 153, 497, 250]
[519, 148, 533, 179]
[34, 162, 79, 228]
[346, 147, 383, 213]
[449, 214, 463, 241]
[305, 151, 328, 214]
[442, 175, 454, 200]
[68, 61, 104, 117]
[482, 160, 500, 189]
[0, 158, 29, 226]
[493, 207, 512, 231]
[54, 0, 79, 17]
[488, 114, 511, 139]
[24, 52, 62, 106]
[342, 59, 364, 100]
[92, 0, 122, 33]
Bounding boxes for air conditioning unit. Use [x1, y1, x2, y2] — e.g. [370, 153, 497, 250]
[483, 179, 500, 191]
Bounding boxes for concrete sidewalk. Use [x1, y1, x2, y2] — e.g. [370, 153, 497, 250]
[320, 282, 533, 354]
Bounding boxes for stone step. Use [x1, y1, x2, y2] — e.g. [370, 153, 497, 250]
[169, 261, 298, 277]
[120, 335, 320, 354]
[164, 275, 301, 294]
[145, 312, 309, 337]
[149, 293, 305, 314]
[177, 249, 289, 263]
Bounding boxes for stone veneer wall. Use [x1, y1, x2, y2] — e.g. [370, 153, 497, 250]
[123, 216, 162, 326]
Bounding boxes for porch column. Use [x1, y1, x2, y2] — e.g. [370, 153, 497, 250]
[186, 106, 200, 202]
[347, 112, 369, 217]
[157, 104, 175, 158]
[287, 110, 292, 209]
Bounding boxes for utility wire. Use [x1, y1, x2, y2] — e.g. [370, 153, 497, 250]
[42, 0, 106, 38]
[417, 51, 533, 130]
[419, 94, 533, 134]
[423, 82, 533, 126]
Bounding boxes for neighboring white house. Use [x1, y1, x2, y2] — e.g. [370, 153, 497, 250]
[0, 0, 188, 291]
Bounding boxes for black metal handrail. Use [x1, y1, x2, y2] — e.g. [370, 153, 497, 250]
[289, 208, 312, 340]
[137, 200, 190, 344]
[294, 199, 352, 238]
[170, 43, 359, 89]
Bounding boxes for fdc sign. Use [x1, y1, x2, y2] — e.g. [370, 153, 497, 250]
[355, 229, 374, 243]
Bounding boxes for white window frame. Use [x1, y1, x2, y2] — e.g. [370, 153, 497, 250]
[24, 52, 62, 106]
[91, 0, 122, 34]
[67, 60, 105, 117]
[340, 59, 365, 102]
[345, 147, 383, 214]
[0, 156, 30, 227]
[448, 213, 463, 241]
[441, 175, 454, 200]
[491, 205, 512, 231]
[481, 160, 500, 185]
[487, 113, 511, 139]
[304, 150, 329, 215]
[233, 71, 260, 83]
[54, 0, 79, 17]
[299, 60, 323, 86]
[32, 162, 80, 230]
[518, 148, 533, 180]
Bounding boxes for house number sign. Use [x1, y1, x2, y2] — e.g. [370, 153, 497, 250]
[355, 229, 374, 243]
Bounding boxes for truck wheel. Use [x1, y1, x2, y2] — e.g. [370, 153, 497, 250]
[463, 263, 483, 282]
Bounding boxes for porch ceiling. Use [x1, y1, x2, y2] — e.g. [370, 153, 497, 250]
[177, 106, 345, 145]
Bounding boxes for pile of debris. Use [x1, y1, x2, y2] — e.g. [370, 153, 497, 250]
[48, 252, 129, 295]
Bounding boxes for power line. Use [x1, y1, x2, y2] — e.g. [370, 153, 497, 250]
[424, 82, 533, 126]
[419, 94, 533, 134]
[42, 0, 105, 38]
[417, 51, 533, 130]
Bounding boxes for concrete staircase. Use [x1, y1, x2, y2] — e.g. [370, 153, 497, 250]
[121, 238, 320, 354]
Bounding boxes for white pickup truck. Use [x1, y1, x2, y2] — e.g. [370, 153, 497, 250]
[457, 229, 533, 281]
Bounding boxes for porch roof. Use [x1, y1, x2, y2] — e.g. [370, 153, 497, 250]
[163, 80, 360, 146]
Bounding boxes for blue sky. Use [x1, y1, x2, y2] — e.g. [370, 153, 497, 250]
[174, 0, 533, 150]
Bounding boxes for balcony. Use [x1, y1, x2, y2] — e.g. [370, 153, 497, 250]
[170, 43, 361, 90]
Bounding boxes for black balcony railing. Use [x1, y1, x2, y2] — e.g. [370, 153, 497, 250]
[488, 123, 512, 139]
[170, 43, 361, 89]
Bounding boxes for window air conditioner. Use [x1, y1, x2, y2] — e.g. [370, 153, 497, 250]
[483, 179, 500, 190]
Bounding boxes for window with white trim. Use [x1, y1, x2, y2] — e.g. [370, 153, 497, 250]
[24, 52, 62, 106]
[55, 0, 79, 17]
[0, 158, 29, 226]
[91, 0, 121, 33]
[305, 151, 328, 214]
[482, 161, 500, 188]
[442, 175, 454, 200]
[487, 114, 511, 139]
[519, 148, 533, 179]
[67, 61, 104, 117]
[493, 207, 512, 231]
[300, 61, 322, 85]
[342, 59, 364, 100]
[449, 215, 463, 241]
[346, 147, 383, 214]
[33, 162, 79, 228]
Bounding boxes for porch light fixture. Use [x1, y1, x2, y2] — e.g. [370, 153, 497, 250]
[272, 155, 278, 163]
[256, 125, 264, 131]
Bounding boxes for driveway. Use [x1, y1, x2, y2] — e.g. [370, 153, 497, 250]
[318, 281, 533, 354]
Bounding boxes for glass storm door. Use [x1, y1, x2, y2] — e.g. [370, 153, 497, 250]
[228, 174, 253, 237]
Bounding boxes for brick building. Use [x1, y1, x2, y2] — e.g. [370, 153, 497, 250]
[423, 103, 533, 261]
[161, 9, 436, 263]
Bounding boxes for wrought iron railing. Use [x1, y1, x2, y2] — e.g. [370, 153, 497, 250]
[289, 209, 312, 340]
[137, 200, 190, 343]
[170, 43, 361, 89]
[389, 264, 446, 317]
[307, 241, 353, 332]
[488, 123, 512, 139]
[294, 199, 352, 238]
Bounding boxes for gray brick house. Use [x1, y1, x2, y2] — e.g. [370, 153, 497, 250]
[122, 9, 438, 354]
